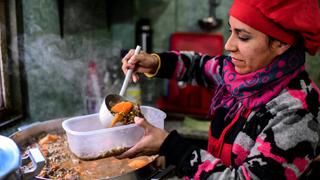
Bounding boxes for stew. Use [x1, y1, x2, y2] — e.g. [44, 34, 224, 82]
[22, 133, 155, 179]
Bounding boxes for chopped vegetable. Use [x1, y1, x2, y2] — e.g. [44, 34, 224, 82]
[39, 134, 59, 146]
[111, 101, 133, 114]
[128, 159, 149, 169]
[110, 113, 124, 127]
[109, 101, 143, 127]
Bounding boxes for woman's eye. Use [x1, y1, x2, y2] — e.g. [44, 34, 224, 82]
[238, 36, 250, 41]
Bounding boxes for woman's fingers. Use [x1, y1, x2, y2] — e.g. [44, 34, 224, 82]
[116, 117, 154, 159]
[121, 49, 136, 72]
[132, 72, 139, 83]
[116, 144, 141, 159]
[134, 117, 153, 130]
[122, 50, 146, 83]
[122, 50, 157, 78]
[122, 49, 135, 63]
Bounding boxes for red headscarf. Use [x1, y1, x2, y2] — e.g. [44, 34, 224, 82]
[229, 0, 320, 55]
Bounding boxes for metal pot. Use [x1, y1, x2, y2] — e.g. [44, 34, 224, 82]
[8, 118, 175, 180]
[0, 135, 45, 180]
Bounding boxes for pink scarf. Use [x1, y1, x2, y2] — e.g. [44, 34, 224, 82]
[210, 47, 305, 120]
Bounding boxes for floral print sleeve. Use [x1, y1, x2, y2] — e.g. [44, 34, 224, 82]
[156, 51, 222, 88]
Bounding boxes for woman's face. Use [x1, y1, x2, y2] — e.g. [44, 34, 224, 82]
[225, 16, 280, 74]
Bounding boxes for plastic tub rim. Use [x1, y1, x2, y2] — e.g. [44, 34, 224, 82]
[62, 106, 166, 136]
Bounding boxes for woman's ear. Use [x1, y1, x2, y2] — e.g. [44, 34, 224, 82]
[272, 40, 291, 55]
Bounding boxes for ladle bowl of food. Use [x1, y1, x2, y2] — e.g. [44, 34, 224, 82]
[99, 45, 142, 128]
[99, 94, 141, 128]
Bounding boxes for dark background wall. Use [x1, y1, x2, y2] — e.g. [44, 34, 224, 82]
[1, 0, 319, 135]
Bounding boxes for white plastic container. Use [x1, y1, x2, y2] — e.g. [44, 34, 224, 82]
[62, 106, 166, 159]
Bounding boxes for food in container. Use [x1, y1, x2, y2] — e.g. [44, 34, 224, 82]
[62, 106, 166, 160]
[109, 101, 143, 127]
[99, 94, 143, 128]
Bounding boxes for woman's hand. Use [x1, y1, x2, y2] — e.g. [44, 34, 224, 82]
[116, 117, 169, 159]
[121, 50, 159, 83]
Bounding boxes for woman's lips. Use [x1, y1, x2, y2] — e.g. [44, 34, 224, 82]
[231, 57, 243, 66]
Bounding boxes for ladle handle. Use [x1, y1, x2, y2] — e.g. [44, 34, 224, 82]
[119, 45, 141, 96]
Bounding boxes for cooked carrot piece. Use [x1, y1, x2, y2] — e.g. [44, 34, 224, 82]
[128, 159, 149, 169]
[111, 101, 133, 114]
[110, 113, 123, 127]
[39, 134, 58, 146]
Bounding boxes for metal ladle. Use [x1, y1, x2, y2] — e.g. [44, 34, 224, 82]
[99, 45, 141, 127]
[108, 45, 141, 108]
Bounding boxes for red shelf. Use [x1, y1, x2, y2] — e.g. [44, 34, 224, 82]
[156, 84, 213, 117]
[156, 32, 223, 116]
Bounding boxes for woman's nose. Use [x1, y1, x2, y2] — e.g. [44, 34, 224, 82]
[224, 35, 237, 52]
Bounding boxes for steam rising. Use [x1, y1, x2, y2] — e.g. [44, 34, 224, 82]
[23, 34, 123, 120]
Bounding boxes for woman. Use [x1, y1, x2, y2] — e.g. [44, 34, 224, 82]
[118, 0, 320, 179]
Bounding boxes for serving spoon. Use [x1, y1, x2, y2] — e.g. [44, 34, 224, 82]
[99, 45, 141, 127]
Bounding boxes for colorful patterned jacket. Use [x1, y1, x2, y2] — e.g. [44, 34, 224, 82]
[156, 51, 320, 180]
